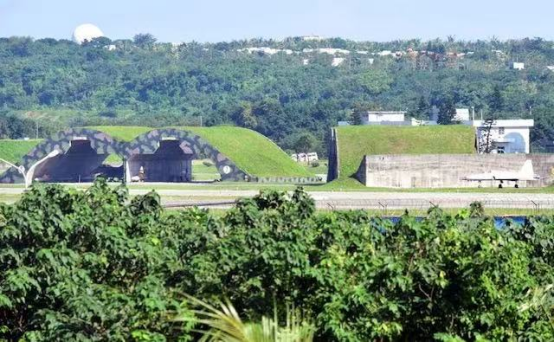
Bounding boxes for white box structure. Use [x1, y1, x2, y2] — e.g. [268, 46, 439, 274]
[472, 119, 534, 154]
[454, 108, 470, 121]
[360, 111, 406, 125]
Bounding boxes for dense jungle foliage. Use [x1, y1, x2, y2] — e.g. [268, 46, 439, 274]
[1, 180, 554, 341]
[1, 36, 554, 151]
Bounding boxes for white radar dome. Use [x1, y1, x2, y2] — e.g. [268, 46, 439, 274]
[72, 24, 104, 44]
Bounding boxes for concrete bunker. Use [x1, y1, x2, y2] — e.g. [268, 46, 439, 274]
[0, 128, 123, 184]
[124, 128, 249, 183]
[33, 138, 123, 182]
[126, 138, 193, 182]
[0, 128, 250, 184]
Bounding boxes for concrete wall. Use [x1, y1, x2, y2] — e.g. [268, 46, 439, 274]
[357, 154, 554, 188]
[327, 128, 339, 182]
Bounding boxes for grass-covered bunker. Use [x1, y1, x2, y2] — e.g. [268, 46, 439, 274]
[0, 126, 315, 184]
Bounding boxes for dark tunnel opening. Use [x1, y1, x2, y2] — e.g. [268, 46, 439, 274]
[33, 139, 123, 182]
[127, 140, 194, 182]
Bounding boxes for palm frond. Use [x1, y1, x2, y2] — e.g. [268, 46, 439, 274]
[174, 294, 314, 342]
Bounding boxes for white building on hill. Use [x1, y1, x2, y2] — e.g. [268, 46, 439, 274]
[301, 35, 324, 41]
[513, 62, 525, 70]
[291, 152, 319, 162]
[472, 119, 534, 154]
[454, 108, 470, 121]
[332, 57, 345, 66]
[360, 111, 406, 125]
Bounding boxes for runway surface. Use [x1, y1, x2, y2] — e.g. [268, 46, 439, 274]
[150, 189, 554, 210]
[1, 187, 553, 210]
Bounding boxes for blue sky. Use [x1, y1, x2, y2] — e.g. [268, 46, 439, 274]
[0, 0, 552, 42]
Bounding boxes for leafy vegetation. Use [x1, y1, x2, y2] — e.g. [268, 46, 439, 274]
[0, 139, 42, 163]
[0, 114, 59, 140]
[335, 125, 476, 179]
[2, 180, 554, 340]
[177, 296, 314, 342]
[2, 36, 554, 152]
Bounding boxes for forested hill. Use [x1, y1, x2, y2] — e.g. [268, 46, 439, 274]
[2, 35, 554, 152]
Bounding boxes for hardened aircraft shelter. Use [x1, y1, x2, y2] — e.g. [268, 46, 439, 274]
[0, 126, 317, 184]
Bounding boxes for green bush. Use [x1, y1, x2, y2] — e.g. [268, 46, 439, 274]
[0, 180, 194, 341]
[1, 181, 554, 341]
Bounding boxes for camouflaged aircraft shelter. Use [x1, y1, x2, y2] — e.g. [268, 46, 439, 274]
[0, 128, 250, 184]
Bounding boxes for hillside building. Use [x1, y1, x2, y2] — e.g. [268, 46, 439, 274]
[360, 111, 407, 125]
[332, 57, 345, 66]
[301, 35, 324, 41]
[513, 62, 525, 70]
[291, 152, 319, 163]
[429, 107, 471, 122]
[473, 119, 534, 154]
[454, 108, 470, 121]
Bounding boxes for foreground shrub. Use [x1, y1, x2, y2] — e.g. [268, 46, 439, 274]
[1, 180, 554, 341]
[0, 180, 193, 341]
[311, 209, 542, 340]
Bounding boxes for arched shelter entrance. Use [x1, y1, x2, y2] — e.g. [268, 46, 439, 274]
[0, 128, 123, 183]
[123, 128, 249, 182]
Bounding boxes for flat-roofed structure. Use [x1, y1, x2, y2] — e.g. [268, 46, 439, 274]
[472, 119, 534, 154]
[360, 111, 407, 125]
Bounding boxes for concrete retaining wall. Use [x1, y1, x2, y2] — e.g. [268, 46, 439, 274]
[357, 154, 554, 188]
[327, 128, 339, 182]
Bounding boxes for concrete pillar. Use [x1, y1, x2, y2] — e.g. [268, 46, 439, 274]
[124, 159, 131, 184]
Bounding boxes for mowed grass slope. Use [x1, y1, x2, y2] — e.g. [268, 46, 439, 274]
[336, 125, 476, 179]
[0, 140, 42, 163]
[86, 126, 153, 141]
[184, 126, 312, 177]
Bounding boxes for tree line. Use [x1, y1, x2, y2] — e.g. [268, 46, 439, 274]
[1, 35, 554, 152]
